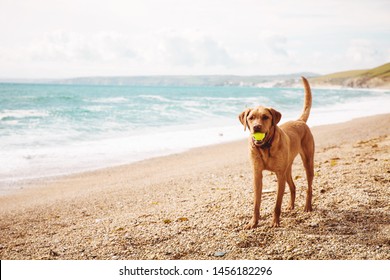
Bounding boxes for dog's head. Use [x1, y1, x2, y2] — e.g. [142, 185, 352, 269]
[238, 106, 281, 143]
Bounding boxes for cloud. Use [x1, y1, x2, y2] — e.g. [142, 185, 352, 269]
[157, 33, 236, 67]
[264, 35, 289, 57]
[5, 31, 138, 63]
[345, 39, 388, 68]
[196, 37, 235, 66]
[346, 40, 377, 63]
[1, 0, 390, 78]
[158, 35, 196, 66]
[26, 31, 94, 61]
[96, 33, 138, 61]
[2, 30, 237, 74]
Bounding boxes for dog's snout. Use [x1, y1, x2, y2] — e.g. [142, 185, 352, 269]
[253, 124, 262, 132]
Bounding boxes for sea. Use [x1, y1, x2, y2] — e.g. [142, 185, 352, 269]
[1, 83, 389, 191]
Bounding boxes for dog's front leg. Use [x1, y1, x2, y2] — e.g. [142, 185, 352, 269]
[244, 170, 263, 229]
[272, 172, 287, 227]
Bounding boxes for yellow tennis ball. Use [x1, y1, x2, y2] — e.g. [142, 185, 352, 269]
[252, 132, 266, 141]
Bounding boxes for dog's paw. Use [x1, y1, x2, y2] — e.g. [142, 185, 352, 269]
[243, 221, 258, 230]
[304, 205, 313, 212]
[271, 218, 280, 228]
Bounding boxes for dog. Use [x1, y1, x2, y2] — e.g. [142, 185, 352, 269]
[238, 77, 314, 229]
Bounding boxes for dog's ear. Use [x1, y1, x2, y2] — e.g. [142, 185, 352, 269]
[268, 108, 282, 126]
[238, 108, 252, 131]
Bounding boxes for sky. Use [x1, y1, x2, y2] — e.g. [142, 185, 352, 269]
[0, 0, 389, 79]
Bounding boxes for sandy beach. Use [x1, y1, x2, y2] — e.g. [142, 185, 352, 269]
[0, 114, 389, 260]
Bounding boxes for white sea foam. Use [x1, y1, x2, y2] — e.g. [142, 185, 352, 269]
[0, 109, 49, 120]
[138, 95, 172, 102]
[88, 97, 129, 103]
[308, 92, 390, 126]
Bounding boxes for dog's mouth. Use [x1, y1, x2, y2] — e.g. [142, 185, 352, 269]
[252, 132, 267, 146]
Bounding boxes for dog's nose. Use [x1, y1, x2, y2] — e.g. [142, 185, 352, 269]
[253, 125, 262, 132]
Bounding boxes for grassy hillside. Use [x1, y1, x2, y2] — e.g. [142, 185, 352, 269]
[313, 69, 367, 80]
[310, 63, 390, 88]
[362, 63, 390, 79]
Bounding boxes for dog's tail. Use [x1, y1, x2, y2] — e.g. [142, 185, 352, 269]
[298, 76, 312, 123]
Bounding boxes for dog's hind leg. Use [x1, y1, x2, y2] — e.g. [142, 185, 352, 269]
[286, 164, 296, 210]
[300, 147, 314, 212]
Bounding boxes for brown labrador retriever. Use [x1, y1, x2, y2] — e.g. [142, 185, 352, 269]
[238, 77, 314, 229]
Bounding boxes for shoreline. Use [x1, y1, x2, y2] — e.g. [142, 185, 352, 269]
[0, 113, 389, 260]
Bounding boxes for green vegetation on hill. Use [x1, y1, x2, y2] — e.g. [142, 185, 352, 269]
[313, 69, 367, 80]
[362, 63, 390, 79]
[310, 63, 390, 88]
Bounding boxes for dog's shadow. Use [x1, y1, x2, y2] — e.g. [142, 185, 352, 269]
[299, 207, 390, 243]
[235, 206, 390, 259]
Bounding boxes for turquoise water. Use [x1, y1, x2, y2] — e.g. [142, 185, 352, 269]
[1, 83, 389, 186]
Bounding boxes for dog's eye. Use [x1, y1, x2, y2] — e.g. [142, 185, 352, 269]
[248, 115, 254, 120]
[262, 115, 269, 120]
